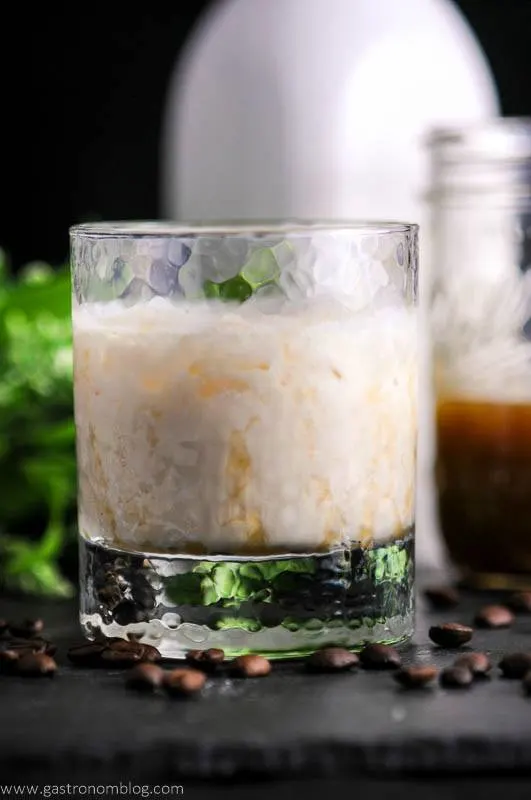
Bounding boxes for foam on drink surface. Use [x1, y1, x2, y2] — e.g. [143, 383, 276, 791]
[73, 295, 417, 554]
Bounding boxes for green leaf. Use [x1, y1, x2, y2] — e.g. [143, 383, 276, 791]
[31, 419, 76, 448]
[203, 280, 221, 300]
[215, 617, 262, 632]
[191, 562, 214, 576]
[233, 578, 262, 600]
[163, 557, 319, 610]
[0, 535, 73, 598]
[241, 248, 279, 289]
[364, 544, 410, 586]
[303, 618, 323, 631]
[281, 617, 302, 632]
[238, 564, 264, 582]
[19, 262, 55, 285]
[203, 275, 252, 303]
[259, 557, 316, 583]
[200, 576, 220, 605]
[211, 564, 237, 598]
[165, 572, 204, 605]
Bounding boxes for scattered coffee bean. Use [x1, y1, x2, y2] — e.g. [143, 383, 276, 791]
[0, 619, 8, 636]
[230, 655, 272, 678]
[68, 638, 161, 668]
[423, 586, 460, 610]
[186, 648, 225, 672]
[4, 637, 56, 656]
[17, 652, 57, 677]
[164, 668, 206, 696]
[499, 652, 531, 679]
[475, 605, 514, 629]
[8, 619, 44, 638]
[305, 647, 359, 673]
[125, 663, 165, 692]
[522, 671, 531, 696]
[67, 642, 107, 666]
[393, 665, 438, 688]
[107, 639, 137, 652]
[100, 644, 143, 667]
[508, 591, 531, 614]
[440, 665, 473, 688]
[0, 650, 19, 673]
[429, 623, 473, 648]
[454, 652, 491, 678]
[360, 644, 402, 670]
[103, 639, 161, 666]
[138, 644, 162, 663]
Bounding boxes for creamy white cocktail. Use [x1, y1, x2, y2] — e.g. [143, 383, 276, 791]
[71, 223, 418, 657]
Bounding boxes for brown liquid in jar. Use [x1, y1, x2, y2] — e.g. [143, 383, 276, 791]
[436, 399, 531, 585]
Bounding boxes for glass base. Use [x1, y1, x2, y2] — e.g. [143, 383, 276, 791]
[79, 533, 414, 659]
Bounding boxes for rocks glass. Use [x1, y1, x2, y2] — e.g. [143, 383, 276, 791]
[70, 222, 418, 657]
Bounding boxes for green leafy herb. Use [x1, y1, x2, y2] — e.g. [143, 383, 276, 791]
[363, 543, 410, 586]
[203, 275, 253, 303]
[202, 245, 285, 303]
[215, 617, 262, 632]
[0, 248, 76, 597]
[165, 557, 316, 608]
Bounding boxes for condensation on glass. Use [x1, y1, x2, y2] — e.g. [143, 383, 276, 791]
[428, 119, 531, 588]
[70, 221, 418, 657]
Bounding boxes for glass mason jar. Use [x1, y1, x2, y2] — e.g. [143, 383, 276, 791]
[428, 120, 531, 588]
[70, 221, 418, 657]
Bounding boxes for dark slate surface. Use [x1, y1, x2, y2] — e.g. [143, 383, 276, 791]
[2, 579, 531, 786]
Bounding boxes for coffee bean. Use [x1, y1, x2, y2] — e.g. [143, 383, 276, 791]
[508, 591, 531, 614]
[359, 644, 402, 670]
[108, 639, 160, 661]
[8, 619, 44, 638]
[139, 644, 162, 663]
[393, 665, 438, 688]
[306, 647, 359, 673]
[186, 648, 225, 672]
[164, 668, 206, 696]
[0, 650, 19, 673]
[230, 655, 272, 678]
[499, 652, 531, 679]
[522, 671, 531, 696]
[4, 637, 56, 656]
[475, 605, 514, 629]
[440, 665, 473, 688]
[454, 652, 491, 678]
[17, 653, 57, 677]
[67, 642, 106, 666]
[107, 639, 140, 652]
[101, 639, 160, 666]
[429, 623, 473, 648]
[68, 638, 161, 668]
[125, 663, 165, 691]
[423, 586, 460, 610]
[0, 619, 8, 636]
[101, 648, 143, 666]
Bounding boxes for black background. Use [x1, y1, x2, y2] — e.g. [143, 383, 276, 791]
[1, 0, 530, 269]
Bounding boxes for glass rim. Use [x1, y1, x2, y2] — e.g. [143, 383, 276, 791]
[69, 219, 418, 239]
[426, 117, 531, 161]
